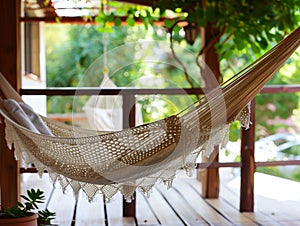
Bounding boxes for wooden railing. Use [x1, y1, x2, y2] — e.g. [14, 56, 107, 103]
[19, 84, 300, 213]
[20, 85, 300, 171]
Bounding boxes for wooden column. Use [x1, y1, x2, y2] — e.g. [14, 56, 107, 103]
[200, 149, 219, 198]
[240, 100, 255, 212]
[122, 94, 136, 218]
[199, 23, 221, 198]
[0, 0, 21, 208]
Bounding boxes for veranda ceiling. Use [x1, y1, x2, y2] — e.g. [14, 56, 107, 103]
[22, 0, 156, 21]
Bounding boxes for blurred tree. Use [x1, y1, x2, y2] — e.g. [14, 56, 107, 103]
[45, 0, 300, 134]
[45, 24, 198, 118]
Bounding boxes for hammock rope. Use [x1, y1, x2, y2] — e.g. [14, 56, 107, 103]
[0, 26, 299, 201]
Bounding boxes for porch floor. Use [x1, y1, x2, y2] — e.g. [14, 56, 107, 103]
[21, 168, 300, 226]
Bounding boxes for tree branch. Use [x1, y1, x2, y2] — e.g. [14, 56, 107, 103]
[168, 21, 195, 89]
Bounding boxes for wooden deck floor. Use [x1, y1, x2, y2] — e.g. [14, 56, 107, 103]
[21, 168, 300, 226]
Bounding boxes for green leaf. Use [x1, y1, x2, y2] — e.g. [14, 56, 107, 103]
[157, 0, 166, 16]
[164, 19, 173, 29]
[228, 121, 241, 141]
[21, 195, 30, 202]
[114, 17, 122, 26]
[206, 6, 216, 22]
[142, 19, 149, 30]
[256, 36, 268, 49]
[250, 41, 260, 53]
[233, 37, 245, 50]
[197, 17, 206, 27]
[16, 202, 24, 208]
[173, 24, 181, 33]
[265, 32, 275, 41]
[106, 12, 115, 22]
[274, 32, 283, 42]
[95, 11, 106, 22]
[126, 16, 135, 26]
[97, 26, 113, 33]
[94, 15, 102, 23]
[38, 208, 56, 225]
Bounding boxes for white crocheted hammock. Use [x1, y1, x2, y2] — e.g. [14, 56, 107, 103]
[0, 26, 299, 202]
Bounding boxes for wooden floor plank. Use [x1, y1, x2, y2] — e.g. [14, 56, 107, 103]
[156, 182, 209, 226]
[254, 173, 300, 222]
[242, 212, 289, 226]
[187, 176, 256, 225]
[147, 186, 184, 226]
[220, 186, 284, 225]
[221, 171, 300, 223]
[217, 175, 281, 225]
[276, 221, 300, 226]
[136, 191, 160, 225]
[205, 199, 257, 226]
[74, 192, 105, 226]
[255, 196, 300, 222]
[19, 170, 300, 226]
[173, 178, 233, 226]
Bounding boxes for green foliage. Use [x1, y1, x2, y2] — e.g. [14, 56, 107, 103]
[45, 24, 137, 113]
[97, 0, 300, 59]
[38, 209, 56, 225]
[228, 121, 241, 142]
[257, 165, 300, 183]
[0, 189, 55, 225]
[46, 24, 103, 87]
[256, 166, 287, 179]
[255, 51, 300, 137]
[45, 1, 300, 133]
[281, 145, 300, 157]
[220, 47, 300, 140]
[95, 3, 160, 32]
[45, 23, 201, 120]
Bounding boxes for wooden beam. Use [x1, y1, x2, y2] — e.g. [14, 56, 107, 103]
[0, 0, 21, 208]
[21, 15, 166, 25]
[115, 0, 157, 7]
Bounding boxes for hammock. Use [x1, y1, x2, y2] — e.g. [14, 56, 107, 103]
[0, 26, 299, 202]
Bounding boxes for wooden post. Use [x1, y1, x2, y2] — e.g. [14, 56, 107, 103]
[0, 0, 21, 208]
[199, 22, 222, 199]
[240, 100, 255, 212]
[122, 93, 136, 218]
[200, 148, 219, 198]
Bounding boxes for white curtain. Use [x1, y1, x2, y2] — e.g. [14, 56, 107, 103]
[83, 74, 143, 131]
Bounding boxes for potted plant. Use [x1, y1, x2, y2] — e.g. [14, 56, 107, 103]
[0, 188, 56, 226]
